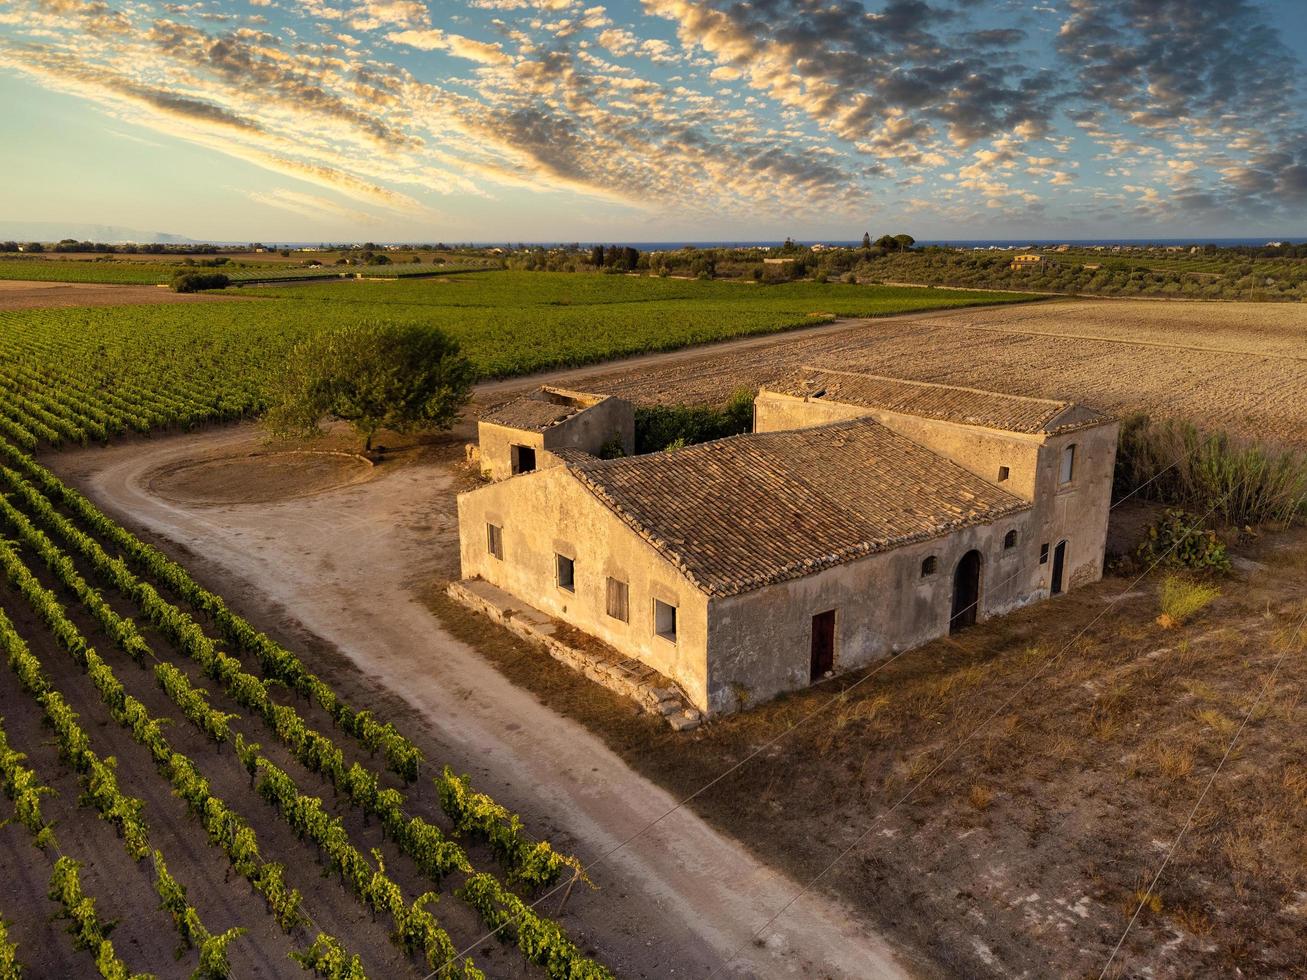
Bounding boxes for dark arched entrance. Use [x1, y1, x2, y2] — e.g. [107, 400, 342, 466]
[950, 550, 982, 633]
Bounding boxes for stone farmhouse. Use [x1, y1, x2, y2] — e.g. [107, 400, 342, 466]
[475, 386, 634, 480]
[456, 368, 1119, 716]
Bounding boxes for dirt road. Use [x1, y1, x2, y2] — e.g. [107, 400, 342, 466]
[50, 427, 915, 980]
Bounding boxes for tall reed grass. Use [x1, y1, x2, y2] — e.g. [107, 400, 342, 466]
[1115, 414, 1307, 526]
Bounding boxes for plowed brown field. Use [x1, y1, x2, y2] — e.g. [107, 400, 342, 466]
[560, 299, 1307, 444]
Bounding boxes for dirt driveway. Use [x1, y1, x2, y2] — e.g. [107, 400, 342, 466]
[49, 426, 915, 980]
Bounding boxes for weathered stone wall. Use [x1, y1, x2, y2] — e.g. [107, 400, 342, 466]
[457, 466, 712, 709]
[477, 394, 635, 480]
[704, 515, 1035, 713]
[476, 421, 546, 481]
[756, 388, 1120, 598]
[543, 395, 634, 459]
[1030, 422, 1119, 593]
[755, 390, 1044, 501]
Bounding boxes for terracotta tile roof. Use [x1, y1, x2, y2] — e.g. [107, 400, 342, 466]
[768, 367, 1108, 434]
[556, 418, 1030, 598]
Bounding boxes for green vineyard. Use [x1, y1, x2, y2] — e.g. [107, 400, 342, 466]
[0, 272, 1030, 450]
[0, 440, 611, 978]
[0, 269, 1031, 975]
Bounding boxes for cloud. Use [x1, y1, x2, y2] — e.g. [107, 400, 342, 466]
[645, 0, 1057, 148]
[246, 187, 382, 224]
[386, 28, 512, 63]
[3, 0, 1306, 229]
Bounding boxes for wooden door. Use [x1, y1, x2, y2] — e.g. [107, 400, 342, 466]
[1051, 540, 1067, 595]
[810, 610, 835, 681]
[950, 550, 982, 633]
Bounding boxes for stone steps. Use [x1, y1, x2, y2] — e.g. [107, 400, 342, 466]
[447, 578, 702, 731]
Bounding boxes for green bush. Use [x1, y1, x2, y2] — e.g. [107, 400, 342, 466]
[170, 272, 230, 293]
[1116, 414, 1307, 526]
[1137, 509, 1232, 573]
[634, 387, 754, 453]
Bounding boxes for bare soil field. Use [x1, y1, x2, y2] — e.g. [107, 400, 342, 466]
[514, 299, 1307, 446]
[0, 279, 245, 310]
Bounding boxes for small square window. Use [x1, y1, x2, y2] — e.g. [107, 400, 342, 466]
[605, 577, 629, 622]
[1039, 543, 1050, 564]
[1004, 529, 1018, 550]
[487, 523, 503, 560]
[998, 465, 1010, 482]
[511, 444, 537, 475]
[556, 554, 575, 592]
[654, 599, 677, 641]
[921, 555, 938, 577]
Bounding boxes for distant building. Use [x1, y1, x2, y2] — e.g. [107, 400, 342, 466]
[1010, 253, 1046, 270]
[456, 368, 1118, 715]
[763, 257, 795, 266]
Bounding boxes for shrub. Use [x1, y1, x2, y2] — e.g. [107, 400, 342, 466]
[1157, 574, 1221, 628]
[1116, 414, 1307, 526]
[633, 388, 754, 453]
[170, 272, 230, 293]
[1137, 509, 1232, 573]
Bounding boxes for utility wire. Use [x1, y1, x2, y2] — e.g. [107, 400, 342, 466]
[1098, 599, 1307, 978]
[701, 474, 1253, 979]
[426, 446, 1197, 980]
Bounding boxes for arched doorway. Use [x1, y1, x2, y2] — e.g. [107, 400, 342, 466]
[950, 550, 982, 633]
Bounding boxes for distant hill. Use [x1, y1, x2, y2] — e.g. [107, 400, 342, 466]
[0, 221, 199, 245]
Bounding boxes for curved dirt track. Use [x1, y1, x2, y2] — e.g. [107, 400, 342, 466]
[50, 426, 915, 980]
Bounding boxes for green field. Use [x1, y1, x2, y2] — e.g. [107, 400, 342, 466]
[0, 258, 480, 285]
[0, 271, 1032, 448]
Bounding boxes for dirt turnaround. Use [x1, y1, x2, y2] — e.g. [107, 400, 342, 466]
[50, 425, 915, 980]
[147, 450, 374, 505]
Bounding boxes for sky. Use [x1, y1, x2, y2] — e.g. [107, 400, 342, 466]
[1, 0, 1306, 243]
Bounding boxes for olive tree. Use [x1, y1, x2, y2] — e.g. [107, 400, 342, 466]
[263, 321, 475, 451]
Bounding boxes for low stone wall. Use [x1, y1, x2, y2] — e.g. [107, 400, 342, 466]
[447, 578, 702, 731]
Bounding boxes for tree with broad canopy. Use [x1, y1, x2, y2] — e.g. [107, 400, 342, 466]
[262, 322, 475, 452]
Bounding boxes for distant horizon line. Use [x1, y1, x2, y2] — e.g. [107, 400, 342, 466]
[11, 235, 1304, 249]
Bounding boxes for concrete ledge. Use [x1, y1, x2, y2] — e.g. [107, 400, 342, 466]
[447, 578, 702, 731]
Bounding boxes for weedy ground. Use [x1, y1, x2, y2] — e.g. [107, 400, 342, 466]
[431, 515, 1307, 979]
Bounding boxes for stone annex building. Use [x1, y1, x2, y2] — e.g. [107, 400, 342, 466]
[456, 370, 1119, 716]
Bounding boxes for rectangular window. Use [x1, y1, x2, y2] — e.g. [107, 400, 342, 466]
[511, 445, 537, 475]
[487, 523, 503, 560]
[605, 577, 629, 622]
[653, 599, 677, 641]
[556, 554, 575, 592]
[1059, 445, 1077, 485]
[1039, 542, 1050, 565]
[998, 465, 1010, 483]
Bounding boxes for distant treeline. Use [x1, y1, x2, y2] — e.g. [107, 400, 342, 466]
[500, 239, 1307, 301]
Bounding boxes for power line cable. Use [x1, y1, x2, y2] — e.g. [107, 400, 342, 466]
[1097, 599, 1307, 979]
[701, 475, 1253, 979]
[422, 444, 1207, 979]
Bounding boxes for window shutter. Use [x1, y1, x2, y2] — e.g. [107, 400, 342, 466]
[606, 577, 628, 622]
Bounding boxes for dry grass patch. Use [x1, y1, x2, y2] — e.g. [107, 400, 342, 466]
[433, 525, 1307, 979]
[968, 784, 995, 810]
[1158, 574, 1222, 628]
